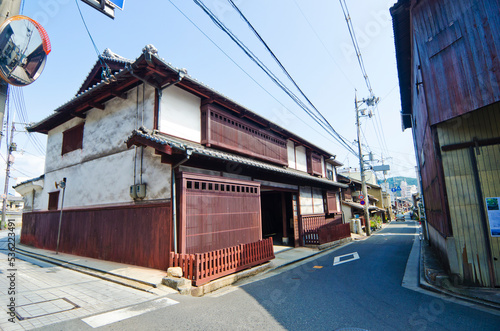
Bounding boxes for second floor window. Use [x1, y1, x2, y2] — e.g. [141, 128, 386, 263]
[48, 191, 60, 210]
[62, 124, 84, 155]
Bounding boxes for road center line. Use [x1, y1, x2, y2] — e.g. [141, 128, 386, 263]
[81, 297, 179, 328]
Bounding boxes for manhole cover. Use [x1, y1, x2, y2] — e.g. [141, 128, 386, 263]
[16, 298, 79, 320]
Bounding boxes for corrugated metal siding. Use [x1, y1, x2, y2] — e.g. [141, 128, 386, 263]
[413, 0, 500, 125]
[438, 103, 500, 286]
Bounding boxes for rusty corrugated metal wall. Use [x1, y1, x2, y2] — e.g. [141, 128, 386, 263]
[438, 103, 500, 286]
[412, 0, 500, 125]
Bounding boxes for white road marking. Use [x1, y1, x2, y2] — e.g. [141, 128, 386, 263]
[82, 297, 179, 328]
[333, 252, 360, 266]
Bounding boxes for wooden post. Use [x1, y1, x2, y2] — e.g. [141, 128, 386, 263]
[281, 192, 288, 245]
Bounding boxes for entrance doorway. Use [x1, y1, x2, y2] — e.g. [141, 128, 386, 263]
[261, 191, 294, 246]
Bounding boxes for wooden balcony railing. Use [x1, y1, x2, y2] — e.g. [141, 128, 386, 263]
[170, 237, 274, 286]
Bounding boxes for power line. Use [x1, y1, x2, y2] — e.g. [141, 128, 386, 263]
[339, 0, 392, 160]
[192, 0, 357, 156]
[339, 0, 373, 97]
[166, 0, 353, 154]
[226, 0, 354, 150]
[292, 0, 355, 89]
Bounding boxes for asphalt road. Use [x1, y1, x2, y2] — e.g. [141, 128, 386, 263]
[3, 222, 500, 330]
[36, 221, 500, 331]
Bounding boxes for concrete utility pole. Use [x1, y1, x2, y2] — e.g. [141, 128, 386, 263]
[355, 92, 378, 236]
[1, 119, 15, 229]
[0, 0, 22, 149]
[355, 93, 371, 236]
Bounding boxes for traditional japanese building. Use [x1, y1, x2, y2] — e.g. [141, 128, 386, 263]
[16, 46, 350, 284]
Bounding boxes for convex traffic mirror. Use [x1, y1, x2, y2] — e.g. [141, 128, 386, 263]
[0, 15, 51, 86]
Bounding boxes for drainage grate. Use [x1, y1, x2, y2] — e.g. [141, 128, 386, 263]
[16, 298, 79, 320]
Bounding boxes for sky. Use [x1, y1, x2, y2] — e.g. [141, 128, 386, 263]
[2, 0, 417, 195]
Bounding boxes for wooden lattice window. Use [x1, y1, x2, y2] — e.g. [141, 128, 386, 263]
[62, 124, 84, 155]
[48, 191, 60, 211]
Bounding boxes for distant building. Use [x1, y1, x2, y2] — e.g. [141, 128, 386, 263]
[0, 195, 24, 228]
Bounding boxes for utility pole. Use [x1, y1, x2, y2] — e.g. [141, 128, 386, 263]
[0, 0, 22, 148]
[355, 92, 379, 236]
[1, 119, 15, 229]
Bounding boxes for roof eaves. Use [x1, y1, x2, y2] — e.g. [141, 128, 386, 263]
[390, 0, 412, 130]
[127, 129, 347, 189]
[13, 175, 45, 189]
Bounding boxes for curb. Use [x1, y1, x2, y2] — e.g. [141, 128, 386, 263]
[15, 246, 160, 293]
[192, 237, 355, 296]
[418, 241, 500, 311]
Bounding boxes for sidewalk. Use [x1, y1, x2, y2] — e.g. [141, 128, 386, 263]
[419, 239, 500, 309]
[15, 243, 174, 295]
[15, 224, 500, 307]
[15, 236, 353, 297]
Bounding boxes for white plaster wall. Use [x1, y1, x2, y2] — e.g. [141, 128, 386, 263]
[299, 186, 313, 215]
[326, 163, 337, 181]
[295, 146, 307, 172]
[14, 179, 44, 211]
[23, 189, 44, 211]
[40, 84, 167, 210]
[159, 85, 201, 142]
[138, 147, 172, 200]
[41, 148, 171, 209]
[287, 140, 296, 169]
[45, 117, 85, 173]
[45, 85, 155, 174]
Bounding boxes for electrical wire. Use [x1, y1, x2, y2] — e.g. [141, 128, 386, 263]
[192, 0, 357, 156]
[339, 0, 373, 97]
[226, 0, 354, 152]
[74, 0, 113, 80]
[339, 0, 393, 162]
[292, 0, 355, 89]
[167, 0, 356, 155]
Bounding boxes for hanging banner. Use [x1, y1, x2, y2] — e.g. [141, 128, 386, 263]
[485, 197, 500, 237]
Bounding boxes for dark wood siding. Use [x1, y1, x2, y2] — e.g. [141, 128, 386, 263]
[62, 124, 84, 155]
[413, 0, 500, 125]
[307, 150, 323, 176]
[201, 104, 288, 165]
[21, 203, 172, 270]
[178, 172, 262, 254]
[326, 191, 339, 214]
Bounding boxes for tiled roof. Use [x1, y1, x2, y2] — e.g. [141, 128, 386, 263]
[342, 200, 380, 211]
[127, 128, 347, 189]
[12, 175, 45, 189]
[28, 45, 340, 159]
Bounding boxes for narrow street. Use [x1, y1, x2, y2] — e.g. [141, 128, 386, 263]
[12, 222, 498, 331]
[0, 230, 168, 330]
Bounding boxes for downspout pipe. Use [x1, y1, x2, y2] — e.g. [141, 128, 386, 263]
[171, 147, 193, 254]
